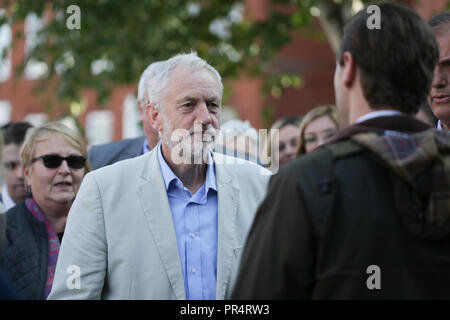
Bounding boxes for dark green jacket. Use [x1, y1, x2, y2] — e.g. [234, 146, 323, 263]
[232, 115, 450, 299]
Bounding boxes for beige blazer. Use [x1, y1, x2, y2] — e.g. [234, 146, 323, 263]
[48, 148, 270, 299]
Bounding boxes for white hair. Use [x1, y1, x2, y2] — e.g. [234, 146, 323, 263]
[140, 51, 223, 111]
[137, 61, 163, 105]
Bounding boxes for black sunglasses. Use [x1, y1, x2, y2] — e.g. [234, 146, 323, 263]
[31, 154, 86, 169]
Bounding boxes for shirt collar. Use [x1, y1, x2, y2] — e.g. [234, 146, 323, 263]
[2, 182, 16, 211]
[355, 110, 404, 124]
[437, 120, 444, 130]
[157, 142, 217, 192]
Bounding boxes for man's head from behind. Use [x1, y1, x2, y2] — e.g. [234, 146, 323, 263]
[137, 63, 161, 149]
[144, 52, 223, 164]
[428, 11, 450, 129]
[334, 2, 439, 127]
[2, 121, 33, 204]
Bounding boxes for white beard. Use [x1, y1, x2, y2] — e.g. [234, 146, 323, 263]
[161, 114, 217, 165]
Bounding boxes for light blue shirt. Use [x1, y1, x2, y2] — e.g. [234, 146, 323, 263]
[157, 143, 218, 300]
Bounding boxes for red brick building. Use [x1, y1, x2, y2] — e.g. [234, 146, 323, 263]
[0, 0, 447, 146]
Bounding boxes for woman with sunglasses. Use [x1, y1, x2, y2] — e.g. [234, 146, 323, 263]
[0, 121, 91, 299]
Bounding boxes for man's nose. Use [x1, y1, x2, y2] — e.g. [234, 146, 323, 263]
[13, 164, 24, 179]
[196, 102, 212, 125]
[431, 66, 448, 88]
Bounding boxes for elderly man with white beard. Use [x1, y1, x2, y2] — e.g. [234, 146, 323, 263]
[48, 52, 271, 300]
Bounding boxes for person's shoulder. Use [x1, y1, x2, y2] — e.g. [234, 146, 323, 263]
[289, 139, 364, 170]
[283, 146, 332, 172]
[274, 141, 357, 184]
[87, 149, 152, 179]
[89, 136, 145, 153]
[5, 202, 27, 217]
[4, 203, 34, 229]
[88, 136, 147, 169]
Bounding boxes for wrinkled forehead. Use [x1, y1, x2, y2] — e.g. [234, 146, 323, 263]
[167, 66, 222, 98]
[170, 65, 221, 85]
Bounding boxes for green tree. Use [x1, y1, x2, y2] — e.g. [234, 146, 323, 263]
[0, 0, 374, 120]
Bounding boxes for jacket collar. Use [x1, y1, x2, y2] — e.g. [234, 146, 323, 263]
[328, 114, 431, 144]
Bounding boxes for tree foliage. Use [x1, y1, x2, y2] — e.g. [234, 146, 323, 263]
[0, 0, 373, 114]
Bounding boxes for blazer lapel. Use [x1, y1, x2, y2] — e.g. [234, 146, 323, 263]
[214, 156, 240, 299]
[136, 149, 186, 299]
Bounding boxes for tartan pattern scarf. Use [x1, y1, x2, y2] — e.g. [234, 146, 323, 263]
[351, 128, 450, 230]
[25, 197, 61, 299]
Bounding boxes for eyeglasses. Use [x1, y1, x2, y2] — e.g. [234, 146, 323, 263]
[3, 161, 21, 171]
[31, 154, 86, 169]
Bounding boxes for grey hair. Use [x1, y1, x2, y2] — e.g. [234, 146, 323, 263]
[429, 11, 450, 36]
[141, 51, 223, 111]
[137, 61, 164, 105]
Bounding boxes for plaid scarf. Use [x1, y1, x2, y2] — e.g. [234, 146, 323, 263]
[351, 128, 450, 229]
[25, 197, 61, 299]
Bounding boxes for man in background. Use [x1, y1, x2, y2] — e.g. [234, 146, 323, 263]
[232, 2, 450, 299]
[1, 122, 33, 211]
[88, 65, 160, 169]
[428, 11, 450, 130]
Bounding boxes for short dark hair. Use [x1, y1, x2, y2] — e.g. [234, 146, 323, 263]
[429, 11, 450, 36]
[3, 121, 33, 145]
[337, 2, 439, 115]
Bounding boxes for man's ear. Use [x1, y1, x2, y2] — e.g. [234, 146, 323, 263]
[146, 103, 163, 132]
[341, 52, 357, 88]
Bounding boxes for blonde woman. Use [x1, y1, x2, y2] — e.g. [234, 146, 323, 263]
[297, 105, 339, 156]
[0, 122, 90, 299]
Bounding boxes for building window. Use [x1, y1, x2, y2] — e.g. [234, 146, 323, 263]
[85, 110, 115, 147]
[0, 10, 11, 82]
[0, 100, 11, 126]
[122, 94, 143, 139]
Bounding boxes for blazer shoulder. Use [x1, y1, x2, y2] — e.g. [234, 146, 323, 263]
[88, 136, 146, 169]
[87, 150, 156, 188]
[90, 136, 145, 152]
[5, 203, 32, 226]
